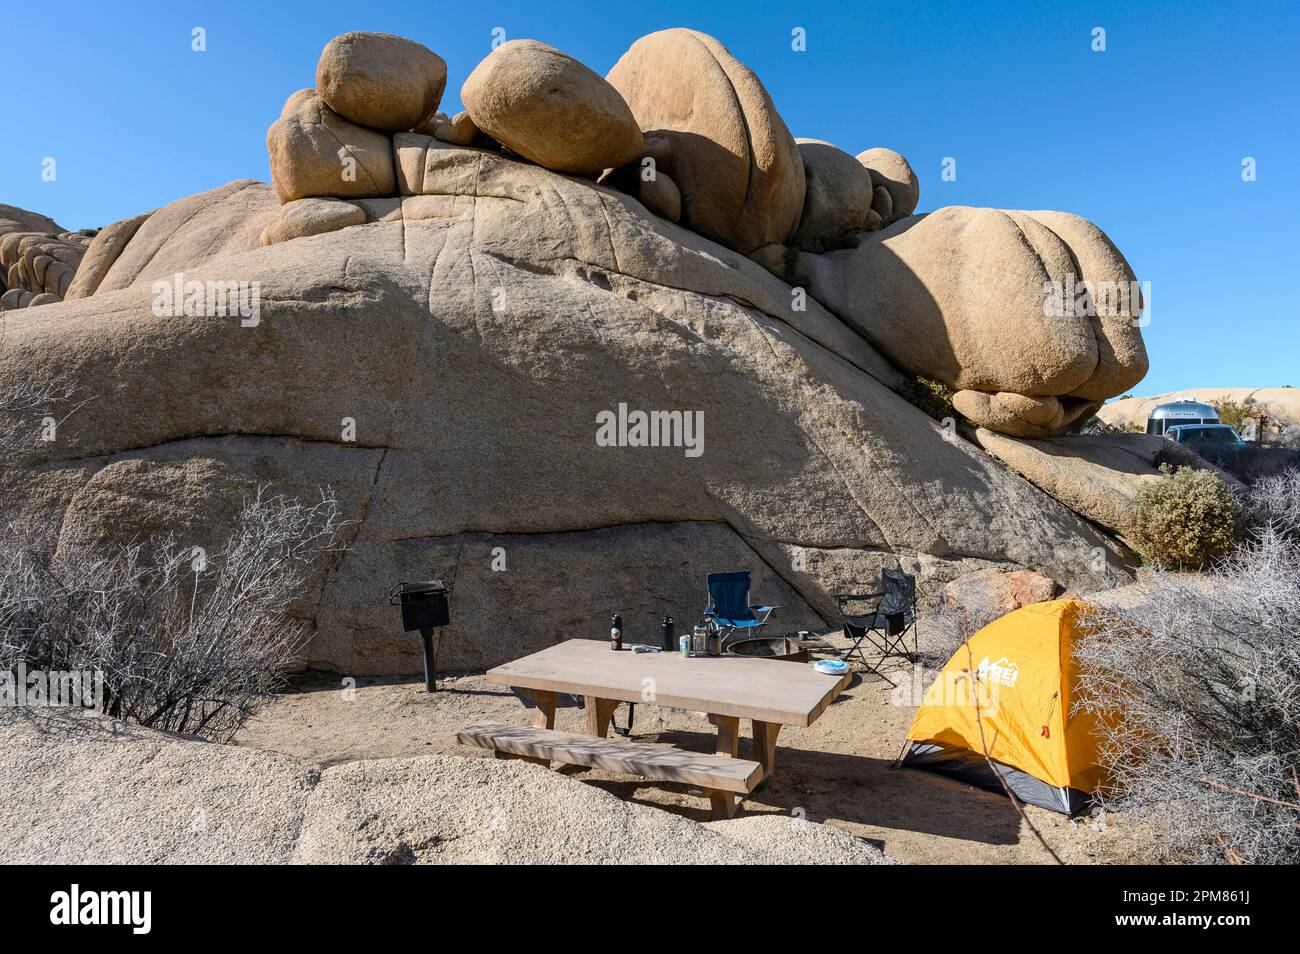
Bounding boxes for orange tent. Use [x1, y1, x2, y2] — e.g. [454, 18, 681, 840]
[900, 599, 1109, 815]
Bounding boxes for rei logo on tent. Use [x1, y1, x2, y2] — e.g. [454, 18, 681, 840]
[977, 656, 1019, 688]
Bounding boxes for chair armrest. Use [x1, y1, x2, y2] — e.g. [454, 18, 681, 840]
[836, 592, 884, 602]
[750, 605, 780, 612]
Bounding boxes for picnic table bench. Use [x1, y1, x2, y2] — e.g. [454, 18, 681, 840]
[457, 639, 850, 819]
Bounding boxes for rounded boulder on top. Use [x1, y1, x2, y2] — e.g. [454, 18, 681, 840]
[606, 28, 806, 255]
[316, 32, 448, 133]
[461, 39, 645, 177]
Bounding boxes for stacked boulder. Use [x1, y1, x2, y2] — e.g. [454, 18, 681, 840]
[606, 29, 805, 253]
[8, 28, 1145, 442]
[0, 206, 94, 311]
[461, 39, 644, 175]
[253, 29, 1145, 438]
[262, 29, 845, 256]
[786, 142, 920, 247]
[264, 32, 444, 244]
[264, 33, 657, 246]
[857, 147, 920, 230]
[791, 140, 874, 247]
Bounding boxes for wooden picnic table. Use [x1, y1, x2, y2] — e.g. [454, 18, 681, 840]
[485, 639, 851, 791]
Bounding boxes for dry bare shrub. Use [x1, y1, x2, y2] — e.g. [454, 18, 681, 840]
[1075, 474, 1300, 864]
[0, 372, 76, 461]
[1132, 464, 1240, 568]
[915, 597, 992, 667]
[1244, 469, 1300, 543]
[1, 374, 344, 740]
[0, 489, 343, 740]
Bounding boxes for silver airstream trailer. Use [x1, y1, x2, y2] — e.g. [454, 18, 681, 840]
[1146, 400, 1220, 436]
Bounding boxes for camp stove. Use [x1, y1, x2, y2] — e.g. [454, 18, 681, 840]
[389, 580, 451, 692]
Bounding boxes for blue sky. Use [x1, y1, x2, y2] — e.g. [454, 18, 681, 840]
[4, 0, 1296, 395]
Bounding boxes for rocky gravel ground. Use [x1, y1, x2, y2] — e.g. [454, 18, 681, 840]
[1, 708, 892, 865]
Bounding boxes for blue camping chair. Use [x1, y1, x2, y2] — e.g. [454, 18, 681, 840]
[705, 571, 778, 646]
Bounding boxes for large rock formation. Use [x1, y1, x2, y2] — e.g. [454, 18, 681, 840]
[251, 27, 1148, 441]
[0, 149, 1129, 672]
[973, 430, 1238, 542]
[0, 204, 94, 310]
[0, 29, 1156, 675]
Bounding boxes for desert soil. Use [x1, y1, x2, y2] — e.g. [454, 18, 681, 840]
[236, 635, 1144, 865]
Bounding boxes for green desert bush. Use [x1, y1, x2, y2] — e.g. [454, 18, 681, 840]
[896, 375, 962, 424]
[1132, 464, 1240, 567]
[1209, 396, 1258, 433]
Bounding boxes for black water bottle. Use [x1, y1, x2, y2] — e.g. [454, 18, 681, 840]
[661, 616, 675, 652]
[611, 614, 623, 651]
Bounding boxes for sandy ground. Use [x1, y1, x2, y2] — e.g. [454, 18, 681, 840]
[236, 637, 1144, 865]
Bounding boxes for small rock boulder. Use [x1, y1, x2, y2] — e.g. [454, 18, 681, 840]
[433, 110, 484, 147]
[857, 148, 919, 223]
[792, 138, 874, 246]
[316, 32, 446, 133]
[267, 89, 397, 203]
[0, 288, 28, 310]
[638, 169, 682, 222]
[606, 29, 805, 253]
[944, 567, 1058, 631]
[462, 39, 643, 176]
[599, 159, 683, 223]
[952, 390, 1101, 439]
[871, 185, 893, 222]
[260, 197, 367, 246]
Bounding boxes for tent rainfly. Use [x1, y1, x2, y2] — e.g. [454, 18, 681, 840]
[900, 599, 1111, 816]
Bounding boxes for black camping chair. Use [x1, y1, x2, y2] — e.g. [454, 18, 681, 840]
[836, 569, 919, 675]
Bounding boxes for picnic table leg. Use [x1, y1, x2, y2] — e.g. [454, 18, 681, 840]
[521, 689, 557, 729]
[752, 720, 782, 783]
[706, 714, 741, 819]
[498, 688, 557, 766]
[584, 696, 620, 738]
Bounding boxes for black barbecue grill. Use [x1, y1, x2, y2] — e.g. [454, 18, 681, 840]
[389, 580, 451, 692]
